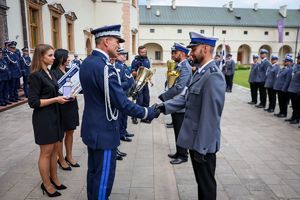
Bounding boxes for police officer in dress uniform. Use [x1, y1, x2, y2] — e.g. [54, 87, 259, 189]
[254, 49, 272, 108]
[3, 40, 11, 55]
[71, 53, 81, 68]
[79, 24, 156, 200]
[131, 45, 152, 124]
[12, 41, 22, 90]
[264, 55, 280, 113]
[153, 32, 226, 200]
[0, 48, 10, 106]
[273, 54, 294, 118]
[222, 53, 235, 92]
[115, 48, 135, 143]
[158, 42, 192, 165]
[285, 53, 300, 125]
[248, 55, 259, 104]
[20, 47, 31, 98]
[5, 41, 21, 102]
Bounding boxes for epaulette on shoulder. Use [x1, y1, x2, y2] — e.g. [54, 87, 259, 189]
[210, 66, 218, 73]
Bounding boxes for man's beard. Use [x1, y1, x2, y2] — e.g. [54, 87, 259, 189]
[193, 54, 203, 65]
[193, 49, 204, 65]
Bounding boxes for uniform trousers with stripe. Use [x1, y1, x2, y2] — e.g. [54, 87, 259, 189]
[87, 147, 116, 200]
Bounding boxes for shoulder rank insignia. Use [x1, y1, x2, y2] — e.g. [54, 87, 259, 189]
[210, 66, 218, 73]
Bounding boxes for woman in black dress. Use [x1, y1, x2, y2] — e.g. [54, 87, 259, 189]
[51, 49, 80, 170]
[28, 44, 69, 197]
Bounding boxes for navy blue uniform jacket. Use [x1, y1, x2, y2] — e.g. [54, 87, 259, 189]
[79, 50, 149, 150]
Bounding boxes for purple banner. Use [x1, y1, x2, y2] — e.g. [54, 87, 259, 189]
[277, 19, 284, 43]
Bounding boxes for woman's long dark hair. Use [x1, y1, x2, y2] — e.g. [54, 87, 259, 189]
[51, 48, 69, 70]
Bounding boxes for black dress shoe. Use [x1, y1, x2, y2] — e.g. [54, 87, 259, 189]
[141, 119, 151, 124]
[116, 149, 127, 157]
[170, 157, 188, 165]
[120, 136, 132, 142]
[290, 119, 300, 124]
[267, 109, 274, 113]
[57, 160, 72, 171]
[255, 104, 265, 108]
[277, 114, 287, 118]
[285, 118, 293, 122]
[65, 156, 80, 167]
[274, 113, 280, 116]
[264, 108, 270, 111]
[116, 154, 123, 160]
[132, 118, 138, 124]
[168, 153, 178, 159]
[248, 101, 256, 105]
[125, 133, 134, 137]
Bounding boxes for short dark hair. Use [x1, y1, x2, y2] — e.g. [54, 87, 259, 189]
[138, 45, 146, 53]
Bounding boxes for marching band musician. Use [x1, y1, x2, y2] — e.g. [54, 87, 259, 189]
[131, 45, 153, 124]
[158, 42, 192, 165]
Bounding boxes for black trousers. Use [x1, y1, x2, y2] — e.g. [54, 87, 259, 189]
[136, 85, 150, 107]
[22, 75, 29, 98]
[225, 74, 234, 91]
[256, 82, 266, 106]
[171, 113, 187, 158]
[277, 90, 289, 115]
[190, 151, 217, 200]
[290, 92, 300, 120]
[266, 88, 276, 110]
[250, 82, 258, 103]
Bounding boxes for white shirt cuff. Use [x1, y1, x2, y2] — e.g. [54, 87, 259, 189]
[143, 107, 148, 119]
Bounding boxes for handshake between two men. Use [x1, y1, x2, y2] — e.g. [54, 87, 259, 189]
[143, 103, 165, 122]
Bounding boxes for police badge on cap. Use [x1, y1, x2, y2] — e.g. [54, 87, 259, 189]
[91, 24, 125, 43]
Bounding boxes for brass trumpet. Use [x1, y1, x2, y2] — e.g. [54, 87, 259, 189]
[166, 60, 180, 88]
[128, 66, 156, 99]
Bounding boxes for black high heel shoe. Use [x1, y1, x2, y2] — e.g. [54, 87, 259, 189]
[65, 156, 80, 167]
[57, 160, 72, 171]
[50, 178, 67, 190]
[41, 183, 61, 197]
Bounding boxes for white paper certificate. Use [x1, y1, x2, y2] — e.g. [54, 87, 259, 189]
[57, 64, 82, 95]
